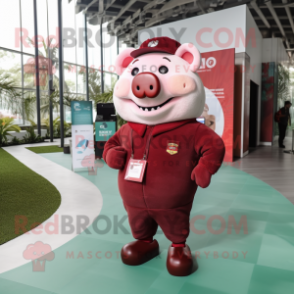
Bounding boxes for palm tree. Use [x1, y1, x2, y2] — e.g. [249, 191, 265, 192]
[55, 117, 71, 137]
[23, 94, 37, 122]
[1, 39, 122, 128]
[0, 73, 21, 114]
[39, 90, 85, 117]
[87, 69, 102, 99]
[0, 117, 21, 146]
[25, 37, 70, 92]
[278, 63, 291, 109]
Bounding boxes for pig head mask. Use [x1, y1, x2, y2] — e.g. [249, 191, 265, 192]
[113, 43, 205, 125]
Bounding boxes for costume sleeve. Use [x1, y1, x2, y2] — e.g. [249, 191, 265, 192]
[191, 123, 225, 188]
[103, 127, 127, 169]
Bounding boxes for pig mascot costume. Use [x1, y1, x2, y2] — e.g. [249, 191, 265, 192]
[103, 37, 225, 276]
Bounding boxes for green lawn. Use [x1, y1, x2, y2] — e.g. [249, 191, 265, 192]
[26, 145, 63, 154]
[0, 148, 61, 244]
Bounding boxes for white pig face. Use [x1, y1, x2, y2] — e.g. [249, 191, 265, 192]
[113, 43, 205, 125]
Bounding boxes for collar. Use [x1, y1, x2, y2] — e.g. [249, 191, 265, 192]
[128, 119, 196, 137]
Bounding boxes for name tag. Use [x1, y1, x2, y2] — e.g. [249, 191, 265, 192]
[125, 158, 147, 182]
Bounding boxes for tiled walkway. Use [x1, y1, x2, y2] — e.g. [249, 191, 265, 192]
[233, 137, 294, 204]
[1, 142, 103, 274]
[0, 148, 293, 294]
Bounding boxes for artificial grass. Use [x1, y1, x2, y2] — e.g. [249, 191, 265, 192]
[0, 148, 61, 244]
[26, 145, 63, 154]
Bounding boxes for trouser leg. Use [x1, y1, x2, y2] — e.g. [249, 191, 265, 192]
[149, 202, 193, 244]
[279, 124, 287, 146]
[124, 204, 158, 240]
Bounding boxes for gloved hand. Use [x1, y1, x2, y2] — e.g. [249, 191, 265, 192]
[105, 147, 127, 170]
[191, 161, 212, 188]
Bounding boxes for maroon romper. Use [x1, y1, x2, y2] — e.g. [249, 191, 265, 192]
[103, 119, 225, 243]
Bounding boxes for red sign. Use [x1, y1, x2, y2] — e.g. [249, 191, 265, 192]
[197, 48, 235, 162]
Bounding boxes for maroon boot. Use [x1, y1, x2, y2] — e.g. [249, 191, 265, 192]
[121, 240, 159, 265]
[166, 244, 194, 276]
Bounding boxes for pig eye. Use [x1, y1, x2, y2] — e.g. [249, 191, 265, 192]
[131, 67, 139, 76]
[159, 66, 168, 74]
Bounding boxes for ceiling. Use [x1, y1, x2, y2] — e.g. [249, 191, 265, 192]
[75, 0, 294, 54]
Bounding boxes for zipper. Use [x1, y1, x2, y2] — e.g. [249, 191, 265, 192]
[142, 126, 154, 209]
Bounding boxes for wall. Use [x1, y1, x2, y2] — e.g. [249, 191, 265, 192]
[233, 52, 251, 158]
[245, 6, 263, 147]
[260, 62, 275, 143]
[261, 38, 289, 143]
[234, 54, 245, 157]
[262, 38, 289, 64]
[243, 53, 251, 155]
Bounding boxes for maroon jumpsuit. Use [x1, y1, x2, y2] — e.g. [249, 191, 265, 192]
[103, 119, 225, 243]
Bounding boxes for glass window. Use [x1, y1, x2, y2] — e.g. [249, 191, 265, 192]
[119, 40, 128, 54]
[11, 89, 25, 125]
[104, 73, 117, 92]
[40, 91, 51, 123]
[88, 68, 101, 99]
[76, 11, 86, 67]
[0, 87, 22, 121]
[103, 22, 117, 76]
[0, 49, 22, 87]
[64, 62, 77, 93]
[21, 0, 36, 55]
[23, 90, 36, 125]
[0, 0, 20, 51]
[88, 23, 101, 70]
[47, 0, 58, 40]
[288, 66, 294, 129]
[62, 0, 76, 64]
[37, 0, 48, 50]
[23, 54, 36, 89]
[47, 0, 59, 95]
[77, 65, 86, 94]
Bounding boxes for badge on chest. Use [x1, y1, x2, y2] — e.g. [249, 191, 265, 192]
[166, 142, 179, 155]
[125, 158, 147, 182]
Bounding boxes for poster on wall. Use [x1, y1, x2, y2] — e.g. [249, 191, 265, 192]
[71, 101, 94, 170]
[197, 48, 235, 162]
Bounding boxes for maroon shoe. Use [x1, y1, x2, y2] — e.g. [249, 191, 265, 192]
[166, 244, 194, 276]
[121, 240, 159, 265]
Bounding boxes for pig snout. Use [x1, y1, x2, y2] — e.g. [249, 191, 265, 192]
[168, 75, 196, 96]
[132, 72, 160, 98]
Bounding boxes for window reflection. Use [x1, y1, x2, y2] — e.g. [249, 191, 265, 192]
[0, 0, 120, 127]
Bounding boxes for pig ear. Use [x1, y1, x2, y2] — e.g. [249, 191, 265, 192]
[175, 43, 201, 72]
[115, 48, 135, 76]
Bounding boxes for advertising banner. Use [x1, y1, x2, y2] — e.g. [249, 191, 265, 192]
[71, 101, 94, 170]
[197, 48, 235, 162]
[95, 121, 116, 141]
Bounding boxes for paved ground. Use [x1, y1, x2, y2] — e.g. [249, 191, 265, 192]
[1, 152, 293, 294]
[233, 137, 294, 204]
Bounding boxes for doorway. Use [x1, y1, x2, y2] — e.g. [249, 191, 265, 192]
[249, 81, 259, 148]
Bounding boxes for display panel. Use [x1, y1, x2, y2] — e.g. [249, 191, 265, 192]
[197, 48, 235, 162]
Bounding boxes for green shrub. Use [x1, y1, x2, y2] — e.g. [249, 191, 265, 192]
[0, 117, 21, 146]
[11, 136, 21, 145]
[23, 126, 41, 143]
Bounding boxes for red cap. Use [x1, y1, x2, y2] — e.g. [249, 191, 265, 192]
[130, 37, 181, 58]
